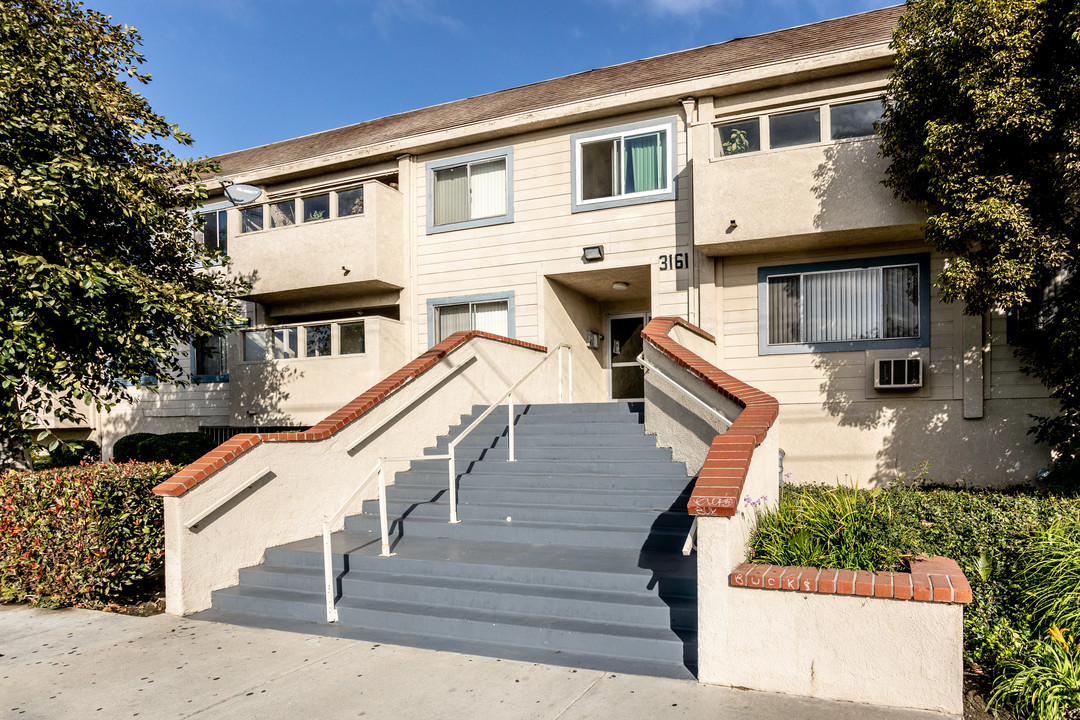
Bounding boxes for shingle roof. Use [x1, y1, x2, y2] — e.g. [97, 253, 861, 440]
[214, 5, 903, 177]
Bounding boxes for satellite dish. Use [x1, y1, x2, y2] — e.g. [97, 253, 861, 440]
[222, 183, 262, 205]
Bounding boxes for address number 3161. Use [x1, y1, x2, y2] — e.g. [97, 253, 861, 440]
[659, 252, 689, 271]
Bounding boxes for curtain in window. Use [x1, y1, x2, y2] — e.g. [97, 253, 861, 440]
[433, 165, 468, 225]
[273, 328, 299, 360]
[436, 303, 471, 342]
[469, 159, 506, 219]
[471, 301, 509, 336]
[803, 268, 881, 342]
[624, 132, 664, 194]
[883, 265, 919, 338]
[767, 276, 801, 344]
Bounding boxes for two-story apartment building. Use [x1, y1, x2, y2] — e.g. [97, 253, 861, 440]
[72, 4, 1052, 487]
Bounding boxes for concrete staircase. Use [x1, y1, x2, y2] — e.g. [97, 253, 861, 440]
[199, 402, 699, 679]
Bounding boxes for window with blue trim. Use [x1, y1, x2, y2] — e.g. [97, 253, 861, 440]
[192, 335, 229, 382]
[571, 118, 677, 213]
[758, 255, 930, 355]
[197, 208, 228, 254]
[426, 147, 513, 234]
[426, 291, 515, 346]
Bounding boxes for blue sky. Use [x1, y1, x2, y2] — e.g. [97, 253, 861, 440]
[86, 0, 899, 159]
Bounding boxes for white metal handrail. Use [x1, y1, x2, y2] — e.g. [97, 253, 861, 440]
[443, 343, 571, 523]
[322, 342, 572, 622]
[322, 459, 392, 622]
[637, 354, 734, 429]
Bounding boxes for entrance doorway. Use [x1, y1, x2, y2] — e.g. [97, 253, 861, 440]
[608, 311, 649, 400]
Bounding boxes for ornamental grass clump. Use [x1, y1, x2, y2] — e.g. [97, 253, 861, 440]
[748, 483, 909, 571]
[990, 626, 1080, 720]
[0, 462, 177, 607]
[990, 515, 1080, 719]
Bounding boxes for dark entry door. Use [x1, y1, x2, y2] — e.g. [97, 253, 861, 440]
[608, 312, 648, 400]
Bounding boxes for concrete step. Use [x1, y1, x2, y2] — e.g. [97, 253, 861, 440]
[195, 608, 696, 679]
[235, 564, 695, 629]
[344, 513, 690, 549]
[421, 445, 674, 464]
[361, 498, 692, 531]
[428, 432, 659, 453]
[210, 585, 691, 667]
[406, 457, 689, 477]
[265, 535, 697, 597]
[391, 470, 694, 492]
[385, 483, 690, 510]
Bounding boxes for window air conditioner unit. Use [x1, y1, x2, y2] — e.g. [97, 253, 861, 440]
[875, 358, 922, 389]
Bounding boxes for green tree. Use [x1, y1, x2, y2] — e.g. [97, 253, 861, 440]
[879, 0, 1080, 477]
[0, 0, 248, 463]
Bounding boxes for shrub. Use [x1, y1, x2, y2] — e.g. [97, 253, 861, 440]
[0, 462, 178, 607]
[135, 432, 215, 465]
[33, 439, 100, 469]
[112, 432, 156, 463]
[749, 483, 1080, 666]
[111, 431, 216, 466]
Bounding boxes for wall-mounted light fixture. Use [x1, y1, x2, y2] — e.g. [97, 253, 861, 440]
[581, 245, 604, 263]
[612, 281, 629, 291]
[586, 330, 603, 349]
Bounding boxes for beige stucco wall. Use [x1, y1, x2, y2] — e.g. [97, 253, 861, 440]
[164, 336, 561, 615]
[697, 520, 964, 715]
[710, 242, 1053, 486]
[692, 70, 924, 256]
[227, 180, 405, 301]
[543, 279, 608, 403]
[642, 342, 739, 473]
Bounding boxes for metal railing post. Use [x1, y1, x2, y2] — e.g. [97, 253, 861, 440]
[377, 466, 391, 557]
[322, 521, 338, 623]
[508, 393, 516, 462]
[558, 348, 564, 404]
[567, 345, 573, 403]
[448, 447, 459, 523]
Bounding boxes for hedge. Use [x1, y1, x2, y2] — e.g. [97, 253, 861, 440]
[0, 462, 178, 607]
[111, 431, 216, 465]
[111, 433, 156, 464]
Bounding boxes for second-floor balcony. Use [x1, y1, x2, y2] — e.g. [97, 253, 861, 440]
[694, 105, 925, 255]
[227, 180, 405, 304]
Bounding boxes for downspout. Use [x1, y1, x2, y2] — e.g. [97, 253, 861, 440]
[397, 154, 418, 358]
[680, 97, 699, 326]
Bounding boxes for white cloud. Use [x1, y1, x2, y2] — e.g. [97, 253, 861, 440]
[641, 0, 733, 14]
[370, 0, 464, 33]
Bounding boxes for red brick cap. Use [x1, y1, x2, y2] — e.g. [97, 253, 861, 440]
[728, 555, 972, 605]
[152, 331, 546, 497]
[640, 317, 779, 518]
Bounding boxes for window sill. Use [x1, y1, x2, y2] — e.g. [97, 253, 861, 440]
[426, 213, 513, 235]
[570, 187, 676, 214]
[711, 135, 878, 163]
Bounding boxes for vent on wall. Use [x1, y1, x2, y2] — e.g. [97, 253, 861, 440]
[875, 358, 922, 389]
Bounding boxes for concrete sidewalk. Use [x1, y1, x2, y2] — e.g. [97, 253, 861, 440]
[1, 604, 952, 719]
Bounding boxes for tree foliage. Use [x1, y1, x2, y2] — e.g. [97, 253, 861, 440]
[0, 1, 248, 449]
[880, 0, 1080, 475]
